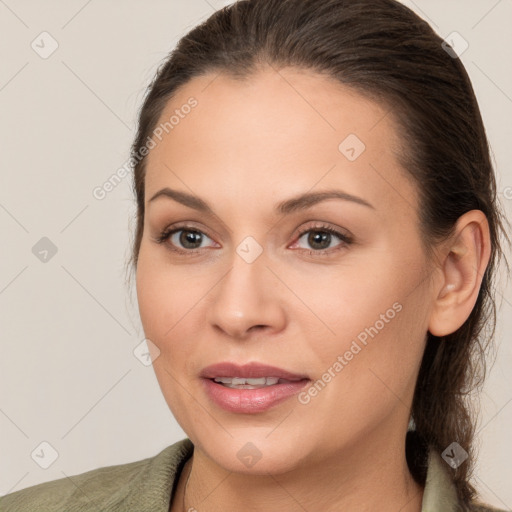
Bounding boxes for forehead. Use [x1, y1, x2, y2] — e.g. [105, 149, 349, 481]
[143, 66, 417, 218]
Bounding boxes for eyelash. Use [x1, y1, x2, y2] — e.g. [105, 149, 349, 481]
[153, 222, 353, 257]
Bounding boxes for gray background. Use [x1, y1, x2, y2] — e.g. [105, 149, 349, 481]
[1, 0, 511, 508]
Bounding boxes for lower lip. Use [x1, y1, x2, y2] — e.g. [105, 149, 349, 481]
[201, 378, 311, 414]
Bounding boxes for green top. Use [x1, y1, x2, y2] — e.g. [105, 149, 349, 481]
[0, 438, 504, 511]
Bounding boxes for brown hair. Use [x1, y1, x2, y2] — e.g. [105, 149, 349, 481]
[127, 0, 509, 504]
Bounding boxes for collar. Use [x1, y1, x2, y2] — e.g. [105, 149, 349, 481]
[421, 447, 460, 511]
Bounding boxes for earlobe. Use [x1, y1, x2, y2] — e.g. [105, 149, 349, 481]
[428, 210, 491, 337]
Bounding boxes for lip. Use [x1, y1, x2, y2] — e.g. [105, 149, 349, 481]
[200, 362, 311, 414]
[200, 362, 309, 381]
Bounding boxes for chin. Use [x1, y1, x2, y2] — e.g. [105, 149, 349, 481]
[191, 429, 313, 475]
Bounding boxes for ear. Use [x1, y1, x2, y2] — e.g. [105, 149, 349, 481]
[428, 210, 491, 337]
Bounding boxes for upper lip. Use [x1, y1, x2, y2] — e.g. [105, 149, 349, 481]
[200, 362, 309, 381]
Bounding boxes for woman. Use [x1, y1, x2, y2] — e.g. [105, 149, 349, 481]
[1, 0, 509, 510]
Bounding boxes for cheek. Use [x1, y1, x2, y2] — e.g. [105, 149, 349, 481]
[297, 250, 429, 409]
[136, 242, 182, 315]
[320, 242, 429, 348]
[291, 256, 407, 355]
[136, 259, 167, 343]
[135, 248, 203, 419]
[135, 246, 195, 353]
[135, 243, 221, 383]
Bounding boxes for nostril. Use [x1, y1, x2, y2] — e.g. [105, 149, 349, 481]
[249, 325, 267, 332]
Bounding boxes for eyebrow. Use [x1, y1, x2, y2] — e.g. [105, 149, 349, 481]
[148, 187, 375, 215]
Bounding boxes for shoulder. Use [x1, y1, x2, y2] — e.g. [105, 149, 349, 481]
[0, 438, 193, 512]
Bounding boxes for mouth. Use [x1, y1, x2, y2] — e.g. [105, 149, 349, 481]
[200, 362, 311, 413]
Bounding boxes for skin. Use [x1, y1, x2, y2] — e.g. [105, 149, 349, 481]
[135, 66, 491, 512]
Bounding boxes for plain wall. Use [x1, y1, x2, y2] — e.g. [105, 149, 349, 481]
[1, 0, 511, 508]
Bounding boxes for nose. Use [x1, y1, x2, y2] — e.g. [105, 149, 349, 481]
[206, 249, 287, 341]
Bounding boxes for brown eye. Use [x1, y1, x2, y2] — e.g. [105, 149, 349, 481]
[176, 230, 204, 249]
[303, 230, 333, 251]
[154, 225, 218, 254]
[294, 226, 352, 253]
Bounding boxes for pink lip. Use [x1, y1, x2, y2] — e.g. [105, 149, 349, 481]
[200, 361, 309, 380]
[200, 362, 310, 414]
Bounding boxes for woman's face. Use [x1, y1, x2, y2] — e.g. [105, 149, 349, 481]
[136, 66, 436, 474]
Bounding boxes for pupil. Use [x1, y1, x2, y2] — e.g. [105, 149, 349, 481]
[180, 230, 202, 248]
[308, 231, 330, 250]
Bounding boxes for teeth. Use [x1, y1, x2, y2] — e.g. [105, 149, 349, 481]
[213, 376, 281, 387]
[246, 377, 278, 385]
[214, 377, 235, 384]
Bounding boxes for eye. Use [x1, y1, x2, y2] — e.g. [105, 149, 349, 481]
[290, 223, 353, 255]
[153, 222, 353, 257]
[153, 224, 218, 254]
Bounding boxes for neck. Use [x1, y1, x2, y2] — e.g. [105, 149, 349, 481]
[172, 424, 424, 512]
